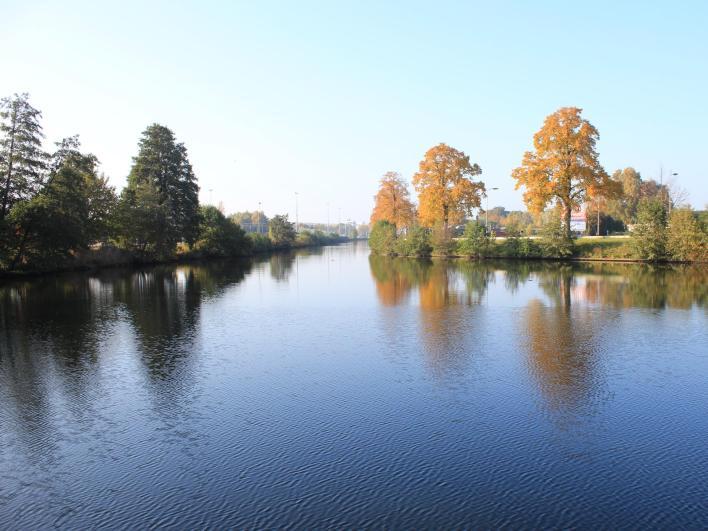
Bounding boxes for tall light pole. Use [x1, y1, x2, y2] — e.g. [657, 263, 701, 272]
[295, 192, 299, 233]
[668, 171, 678, 215]
[326, 202, 330, 234]
[258, 201, 263, 234]
[485, 187, 499, 234]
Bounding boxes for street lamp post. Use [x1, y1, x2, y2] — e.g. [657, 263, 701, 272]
[258, 201, 263, 234]
[485, 187, 499, 234]
[295, 192, 299, 233]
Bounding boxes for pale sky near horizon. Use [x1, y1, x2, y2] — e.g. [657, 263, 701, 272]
[2, 0, 707, 223]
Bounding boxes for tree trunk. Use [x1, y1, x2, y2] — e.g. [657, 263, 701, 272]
[9, 223, 31, 271]
[563, 204, 572, 240]
[1, 127, 16, 221]
[596, 206, 600, 236]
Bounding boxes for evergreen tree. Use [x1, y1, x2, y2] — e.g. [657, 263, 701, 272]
[0, 93, 47, 220]
[126, 124, 200, 252]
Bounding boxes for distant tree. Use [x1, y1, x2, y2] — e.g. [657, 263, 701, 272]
[230, 211, 269, 233]
[413, 143, 485, 233]
[512, 107, 620, 239]
[485, 206, 507, 227]
[370, 171, 416, 229]
[631, 198, 667, 261]
[0, 93, 47, 221]
[504, 211, 533, 234]
[268, 214, 296, 246]
[125, 124, 200, 251]
[607, 167, 642, 225]
[666, 208, 707, 262]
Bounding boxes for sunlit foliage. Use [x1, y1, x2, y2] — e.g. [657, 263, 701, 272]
[413, 143, 485, 232]
[370, 172, 416, 229]
[512, 107, 620, 238]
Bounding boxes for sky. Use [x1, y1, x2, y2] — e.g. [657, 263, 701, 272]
[2, 0, 707, 223]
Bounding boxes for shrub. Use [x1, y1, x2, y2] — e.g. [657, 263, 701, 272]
[247, 233, 273, 253]
[430, 223, 455, 256]
[369, 220, 397, 255]
[667, 208, 707, 262]
[195, 205, 251, 257]
[394, 226, 431, 256]
[540, 215, 574, 258]
[632, 199, 667, 261]
[457, 221, 491, 258]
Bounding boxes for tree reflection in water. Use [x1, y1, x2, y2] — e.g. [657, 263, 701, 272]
[369, 256, 494, 380]
[0, 260, 252, 459]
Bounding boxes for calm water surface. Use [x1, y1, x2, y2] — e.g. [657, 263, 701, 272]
[1, 242, 707, 528]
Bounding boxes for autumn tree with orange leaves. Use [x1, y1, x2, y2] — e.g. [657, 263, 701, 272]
[370, 171, 416, 229]
[512, 107, 620, 239]
[412, 143, 485, 233]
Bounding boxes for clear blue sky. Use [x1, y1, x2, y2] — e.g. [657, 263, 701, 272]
[2, 0, 706, 223]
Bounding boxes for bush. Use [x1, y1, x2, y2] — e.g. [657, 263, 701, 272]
[540, 215, 574, 258]
[632, 199, 667, 261]
[667, 208, 707, 262]
[195, 205, 251, 257]
[247, 233, 273, 253]
[457, 221, 491, 258]
[394, 226, 431, 256]
[369, 220, 397, 255]
[430, 223, 455, 256]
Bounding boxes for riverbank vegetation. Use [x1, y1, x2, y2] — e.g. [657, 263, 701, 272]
[369, 107, 706, 262]
[0, 93, 346, 274]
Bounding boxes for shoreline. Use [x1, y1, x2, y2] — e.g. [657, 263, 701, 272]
[0, 240, 356, 281]
[371, 252, 706, 265]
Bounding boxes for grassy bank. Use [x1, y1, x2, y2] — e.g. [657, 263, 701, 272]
[0, 234, 351, 279]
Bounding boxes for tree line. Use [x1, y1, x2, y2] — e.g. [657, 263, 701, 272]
[0, 93, 346, 273]
[369, 107, 707, 262]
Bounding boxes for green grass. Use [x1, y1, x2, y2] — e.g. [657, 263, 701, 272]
[572, 237, 634, 259]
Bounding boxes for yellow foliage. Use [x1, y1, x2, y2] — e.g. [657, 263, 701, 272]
[370, 171, 416, 228]
[511, 107, 620, 235]
[412, 143, 485, 230]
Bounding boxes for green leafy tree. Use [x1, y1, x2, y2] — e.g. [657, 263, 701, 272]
[4, 137, 116, 270]
[457, 221, 492, 258]
[268, 214, 296, 246]
[0, 93, 47, 221]
[50, 136, 116, 242]
[607, 167, 642, 225]
[632, 199, 667, 261]
[369, 220, 397, 255]
[7, 165, 89, 270]
[125, 124, 200, 252]
[666, 208, 707, 262]
[196, 205, 251, 257]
